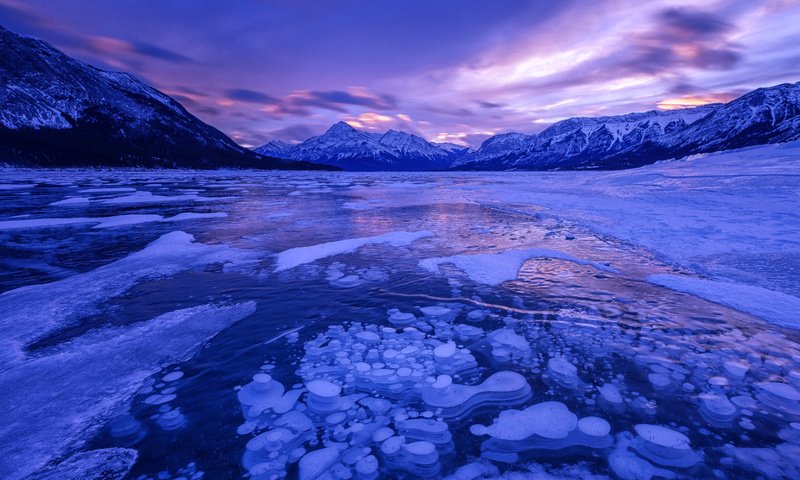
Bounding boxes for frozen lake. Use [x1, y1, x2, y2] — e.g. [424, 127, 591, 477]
[1, 142, 799, 479]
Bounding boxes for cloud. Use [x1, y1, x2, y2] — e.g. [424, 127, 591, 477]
[657, 91, 741, 110]
[129, 41, 192, 63]
[225, 89, 279, 104]
[290, 89, 397, 112]
[267, 124, 321, 142]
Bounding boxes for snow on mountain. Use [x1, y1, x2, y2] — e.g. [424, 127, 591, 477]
[664, 82, 800, 154]
[254, 122, 470, 171]
[0, 26, 330, 170]
[457, 104, 721, 169]
[459, 82, 800, 170]
[254, 140, 296, 158]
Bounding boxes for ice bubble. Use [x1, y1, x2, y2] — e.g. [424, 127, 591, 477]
[467, 310, 486, 321]
[396, 418, 453, 446]
[474, 401, 577, 441]
[609, 432, 677, 480]
[632, 424, 702, 468]
[756, 382, 800, 415]
[354, 454, 379, 480]
[599, 383, 625, 414]
[306, 380, 345, 414]
[331, 274, 362, 288]
[388, 311, 416, 326]
[108, 415, 145, 446]
[162, 371, 184, 382]
[699, 394, 737, 427]
[474, 401, 612, 456]
[453, 324, 483, 341]
[723, 361, 749, 378]
[433, 341, 457, 359]
[422, 371, 531, 420]
[707, 376, 728, 387]
[547, 357, 580, 389]
[648, 373, 671, 389]
[488, 329, 531, 360]
[298, 447, 340, 480]
[355, 331, 380, 345]
[157, 408, 186, 431]
[578, 417, 611, 437]
[420, 306, 451, 317]
[380, 437, 440, 476]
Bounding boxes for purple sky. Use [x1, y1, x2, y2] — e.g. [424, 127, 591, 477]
[2, 0, 799, 147]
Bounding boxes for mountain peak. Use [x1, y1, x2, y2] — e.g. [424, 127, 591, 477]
[326, 121, 358, 135]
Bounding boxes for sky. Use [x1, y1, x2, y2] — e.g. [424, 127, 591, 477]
[1, 0, 799, 148]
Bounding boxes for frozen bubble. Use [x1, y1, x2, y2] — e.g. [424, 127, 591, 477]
[388, 312, 416, 326]
[420, 306, 451, 316]
[649, 373, 671, 389]
[307, 380, 342, 398]
[708, 376, 729, 386]
[757, 382, 800, 401]
[547, 357, 580, 389]
[634, 424, 691, 451]
[162, 371, 184, 382]
[699, 394, 737, 427]
[632, 424, 703, 468]
[475, 401, 577, 440]
[423, 371, 530, 421]
[756, 382, 800, 415]
[433, 341, 457, 359]
[355, 331, 380, 345]
[578, 417, 611, 437]
[724, 361, 749, 378]
[331, 274, 362, 288]
[298, 447, 339, 480]
[355, 454, 379, 479]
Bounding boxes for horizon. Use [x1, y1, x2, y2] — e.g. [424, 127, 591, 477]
[1, 0, 799, 148]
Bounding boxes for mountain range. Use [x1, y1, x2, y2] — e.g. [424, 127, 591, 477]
[1, 25, 798, 171]
[255, 122, 469, 171]
[0, 26, 331, 170]
[257, 82, 800, 171]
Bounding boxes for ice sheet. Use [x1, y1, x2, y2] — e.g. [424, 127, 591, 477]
[649, 274, 800, 329]
[419, 248, 618, 285]
[0, 231, 257, 366]
[275, 230, 434, 271]
[0, 302, 256, 480]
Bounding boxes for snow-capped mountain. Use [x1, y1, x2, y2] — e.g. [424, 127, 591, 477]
[455, 105, 721, 170]
[254, 122, 470, 171]
[0, 26, 330, 169]
[458, 82, 800, 170]
[663, 82, 800, 155]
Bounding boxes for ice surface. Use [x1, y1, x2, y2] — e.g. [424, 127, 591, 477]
[0, 302, 256, 480]
[0, 212, 227, 230]
[0, 231, 257, 366]
[649, 274, 800, 328]
[275, 230, 434, 271]
[26, 448, 138, 480]
[419, 248, 618, 285]
[1, 148, 798, 478]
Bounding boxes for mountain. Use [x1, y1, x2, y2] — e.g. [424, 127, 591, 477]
[458, 82, 800, 170]
[455, 105, 721, 170]
[663, 82, 800, 155]
[254, 122, 470, 171]
[0, 26, 331, 170]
